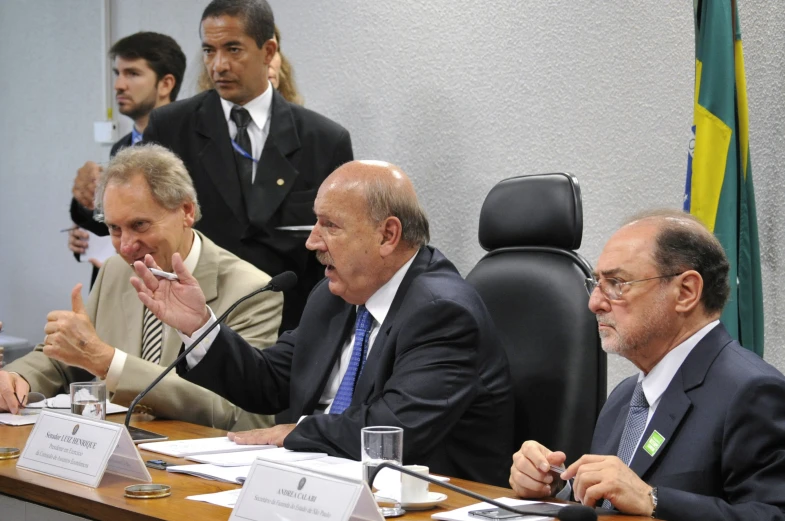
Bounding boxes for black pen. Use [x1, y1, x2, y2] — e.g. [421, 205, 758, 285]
[59, 226, 78, 233]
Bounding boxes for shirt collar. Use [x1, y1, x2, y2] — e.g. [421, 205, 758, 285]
[638, 320, 720, 407]
[182, 230, 202, 274]
[363, 251, 419, 326]
[220, 82, 273, 130]
[131, 127, 143, 145]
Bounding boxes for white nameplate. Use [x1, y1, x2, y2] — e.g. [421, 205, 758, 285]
[230, 459, 383, 521]
[17, 409, 151, 488]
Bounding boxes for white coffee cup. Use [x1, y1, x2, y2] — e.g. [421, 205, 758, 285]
[401, 464, 429, 503]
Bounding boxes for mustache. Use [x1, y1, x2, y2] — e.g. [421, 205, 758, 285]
[596, 315, 615, 327]
[316, 252, 333, 266]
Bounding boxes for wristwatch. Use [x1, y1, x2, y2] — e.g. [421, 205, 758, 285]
[649, 486, 659, 517]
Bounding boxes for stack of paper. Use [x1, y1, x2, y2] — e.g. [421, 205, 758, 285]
[187, 447, 327, 466]
[138, 437, 274, 457]
[167, 463, 251, 484]
[0, 395, 128, 426]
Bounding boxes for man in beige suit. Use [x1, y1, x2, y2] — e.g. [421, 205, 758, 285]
[0, 144, 282, 430]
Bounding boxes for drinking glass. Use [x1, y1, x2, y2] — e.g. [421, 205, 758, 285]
[70, 382, 106, 420]
[361, 426, 404, 517]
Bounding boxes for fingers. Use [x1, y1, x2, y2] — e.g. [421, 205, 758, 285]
[562, 453, 604, 480]
[230, 425, 295, 446]
[509, 441, 557, 498]
[88, 258, 103, 269]
[71, 284, 86, 315]
[68, 228, 89, 254]
[132, 260, 161, 293]
[0, 371, 28, 414]
[170, 253, 198, 286]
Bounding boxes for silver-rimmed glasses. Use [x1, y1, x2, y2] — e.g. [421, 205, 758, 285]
[17, 392, 70, 415]
[585, 272, 684, 300]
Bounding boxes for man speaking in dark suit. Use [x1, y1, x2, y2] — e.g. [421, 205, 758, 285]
[510, 210, 785, 520]
[131, 160, 514, 486]
[143, 0, 354, 332]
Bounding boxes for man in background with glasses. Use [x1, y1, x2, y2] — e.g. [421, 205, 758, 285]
[510, 210, 785, 521]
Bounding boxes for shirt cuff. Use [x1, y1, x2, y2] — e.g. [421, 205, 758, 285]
[178, 307, 219, 368]
[103, 348, 125, 392]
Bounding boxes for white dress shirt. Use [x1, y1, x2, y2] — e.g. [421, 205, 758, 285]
[104, 231, 203, 392]
[182, 251, 420, 415]
[220, 82, 273, 183]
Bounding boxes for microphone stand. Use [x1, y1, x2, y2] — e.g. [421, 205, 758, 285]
[124, 272, 296, 429]
[368, 462, 602, 520]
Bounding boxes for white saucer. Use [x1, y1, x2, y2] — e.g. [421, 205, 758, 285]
[400, 492, 448, 510]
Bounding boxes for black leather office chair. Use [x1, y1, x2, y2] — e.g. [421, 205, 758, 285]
[466, 173, 606, 462]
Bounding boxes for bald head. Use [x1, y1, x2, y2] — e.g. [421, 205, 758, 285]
[622, 209, 730, 315]
[323, 160, 430, 248]
[307, 160, 429, 305]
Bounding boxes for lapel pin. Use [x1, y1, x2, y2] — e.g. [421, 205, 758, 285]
[642, 430, 665, 456]
[277, 178, 285, 186]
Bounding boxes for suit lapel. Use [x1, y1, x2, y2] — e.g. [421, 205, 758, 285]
[628, 324, 732, 479]
[246, 90, 301, 228]
[195, 90, 248, 226]
[118, 267, 145, 357]
[353, 248, 434, 403]
[628, 374, 691, 478]
[303, 304, 356, 413]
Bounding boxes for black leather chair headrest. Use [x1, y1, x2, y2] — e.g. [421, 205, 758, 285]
[478, 173, 583, 251]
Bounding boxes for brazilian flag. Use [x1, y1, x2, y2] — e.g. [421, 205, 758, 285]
[684, 0, 763, 356]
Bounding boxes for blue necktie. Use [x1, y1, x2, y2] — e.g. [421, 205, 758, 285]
[331, 306, 373, 415]
[602, 381, 648, 509]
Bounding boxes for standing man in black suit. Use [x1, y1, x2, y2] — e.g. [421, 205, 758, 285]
[68, 32, 186, 283]
[510, 210, 785, 520]
[130, 160, 514, 486]
[143, 0, 353, 332]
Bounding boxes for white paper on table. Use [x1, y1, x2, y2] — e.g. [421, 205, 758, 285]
[432, 497, 563, 521]
[186, 488, 242, 509]
[167, 463, 251, 484]
[139, 436, 274, 457]
[80, 232, 116, 264]
[187, 447, 327, 466]
[0, 413, 37, 426]
[0, 395, 127, 426]
[28, 394, 128, 415]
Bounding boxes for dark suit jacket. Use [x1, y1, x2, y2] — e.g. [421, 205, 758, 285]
[178, 246, 515, 486]
[143, 89, 353, 332]
[592, 324, 785, 521]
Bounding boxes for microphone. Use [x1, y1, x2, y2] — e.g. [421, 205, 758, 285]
[369, 462, 599, 521]
[123, 271, 298, 429]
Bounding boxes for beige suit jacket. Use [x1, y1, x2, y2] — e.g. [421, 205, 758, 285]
[7, 231, 282, 430]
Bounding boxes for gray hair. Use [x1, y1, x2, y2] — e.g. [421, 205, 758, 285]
[364, 177, 430, 248]
[94, 144, 201, 222]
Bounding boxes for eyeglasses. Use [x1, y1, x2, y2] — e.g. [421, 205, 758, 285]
[16, 392, 71, 416]
[584, 272, 684, 301]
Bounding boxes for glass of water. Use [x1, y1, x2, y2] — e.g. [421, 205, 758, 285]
[361, 426, 404, 517]
[70, 382, 106, 420]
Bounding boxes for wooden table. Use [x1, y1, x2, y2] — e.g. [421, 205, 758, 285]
[0, 416, 650, 520]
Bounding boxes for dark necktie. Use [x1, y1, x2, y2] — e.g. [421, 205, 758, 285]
[230, 106, 254, 191]
[602, 381, 649, 509]
[330, 306, 373, 414]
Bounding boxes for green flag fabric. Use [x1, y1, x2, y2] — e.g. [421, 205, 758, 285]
[683, 0, 764, 356]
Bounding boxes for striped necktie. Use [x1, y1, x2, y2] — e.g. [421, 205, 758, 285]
[141, 307, 163, 365]
[602, 381, 649, 509]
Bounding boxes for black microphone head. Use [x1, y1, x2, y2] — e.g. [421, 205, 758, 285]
[558, 505, 597, 521]
[269, 271, 298, 292]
